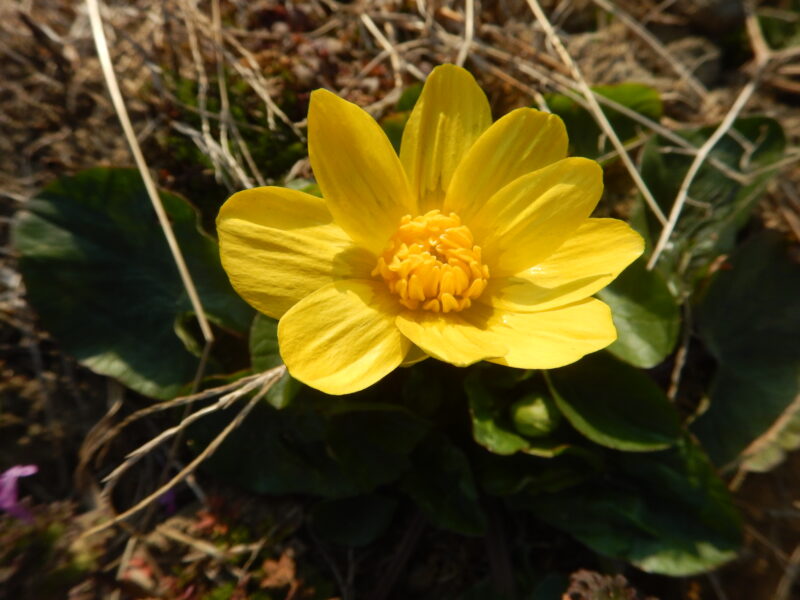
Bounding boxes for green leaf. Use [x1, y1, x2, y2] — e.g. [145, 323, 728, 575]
[597, 258, 681, 368]
[692, 232, 800, 470]
[381, 112, 411, 153]
[466, 378, 530, 456]
[524, 438, 742, 576]
[639, 117, 786, 290]
[475, 450, 599, 497]
[399, 434, 487, 536]
[327, 408, 430, 491]
[193, 399, 360, 498]
[465, 372, 570, 458]
[545, 83, 662, 159]
[310, 494, 398, 547]
[13, 168, 253, 399]
[195, 392, 426, 498]
[546, 352, 681, 451]
[759, 3, 800, 50]
[380, 82, 423, 152]
[249, 314, 281, 371]
[283, 177, 322, 197]
[249, 313, 299, 409]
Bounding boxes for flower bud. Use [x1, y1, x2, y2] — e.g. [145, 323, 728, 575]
[510, 393, 561, 438]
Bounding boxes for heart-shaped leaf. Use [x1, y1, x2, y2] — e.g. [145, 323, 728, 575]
[546, 353, 680, 451]
[13, 168, 253, 399]
[524, 438, 741, 576]
[597, 258, 681, 368]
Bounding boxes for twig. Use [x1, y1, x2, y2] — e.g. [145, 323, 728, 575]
[210, 0, 266, 187]
[101, 369, 283, 494]
[109, 536, 138, 600]
[455, 0, 474, 68]
[775, 543, 800, 600]
[590, 0, 708, 98]
[369, 512, 426, 600]
[525, 0, 668, 226]
[708, 572, 731, 600]
[179, 0, 220, 182]
[464, 34, 747, 183]
[667, 303, 692, 401]
[85, 0, 214, 356]
[360, 13, 425, 83]
[646, 74, 762, 270]
[79, 366, 284, 540]
[88, 372, 268, 458]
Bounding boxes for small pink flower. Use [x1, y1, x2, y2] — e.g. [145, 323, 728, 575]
[0, 465, 38, 523]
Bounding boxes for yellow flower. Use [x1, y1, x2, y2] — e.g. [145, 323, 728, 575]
[217, 65, 644, 395]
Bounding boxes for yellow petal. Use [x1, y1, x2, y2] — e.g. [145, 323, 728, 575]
[472, 157, 603, 276]
[400, 344, 429, 367]
[394, 311, 506, 367]
[479, 299, 617, 369]
[484, 218, 644, 312]
[445, 108, 567, 222]
[308, 89, 414, 254]
[278, 280, 410, 395]
[217, 187, 374, 319]
[400, 64, 492, 212]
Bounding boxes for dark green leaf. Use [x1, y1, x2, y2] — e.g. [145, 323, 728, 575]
[328, 409, 429, 491]
[597, 258, 681, 368]
[193, 400, 360, 498]
[547, 353, 681, 451]
[692, 232, 800, 469]
[759, 3, 800, 50]
[400, 434, 487, 536]
[545, 84, 662, 159]
[524, 438, 742, 575]
[381, 112, 411, 153]
[475, 450, 598, 497]
[396, 82, 423, 111]
[639, 117, 785, 290]
[13, 168, 253, 399]
[196, 396, 426, 498]
[249, 313, 299, 409]
[310, 494, 398, 547]
[401, 363, 445, 418]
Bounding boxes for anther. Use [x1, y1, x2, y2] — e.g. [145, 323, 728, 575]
[373, 210, 489, 313]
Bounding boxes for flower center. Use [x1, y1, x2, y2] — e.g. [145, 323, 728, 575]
[372, 210, 489, 313]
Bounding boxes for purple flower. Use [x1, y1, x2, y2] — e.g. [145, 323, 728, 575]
[158, 489, 177, 515]
[0, 465, 38, 523]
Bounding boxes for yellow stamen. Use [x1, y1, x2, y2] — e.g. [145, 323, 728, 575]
[372, 210, 490, 313]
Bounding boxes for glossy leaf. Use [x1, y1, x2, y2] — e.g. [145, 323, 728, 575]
[13, 168, 253, 399]
[399, 434, 487, 536]
[249, 313, 299, 409]
[524, 438, 742, 576]
[597, 258, 681, 368]
[692, 233, 800, 470]
[193, 399, 360, 498]
[327, 408, 430, 491]
[547, 353, 681, 451]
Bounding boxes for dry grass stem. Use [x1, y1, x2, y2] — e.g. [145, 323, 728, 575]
[525, 0, 668, 226]
[101, 369, 283, 495]
[646, 74, 762, 270]
[80, 365, 285, 540]
[85, 0, 214, 352]
[455, 0, 475, 67]
[590, 0, 708, 98]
